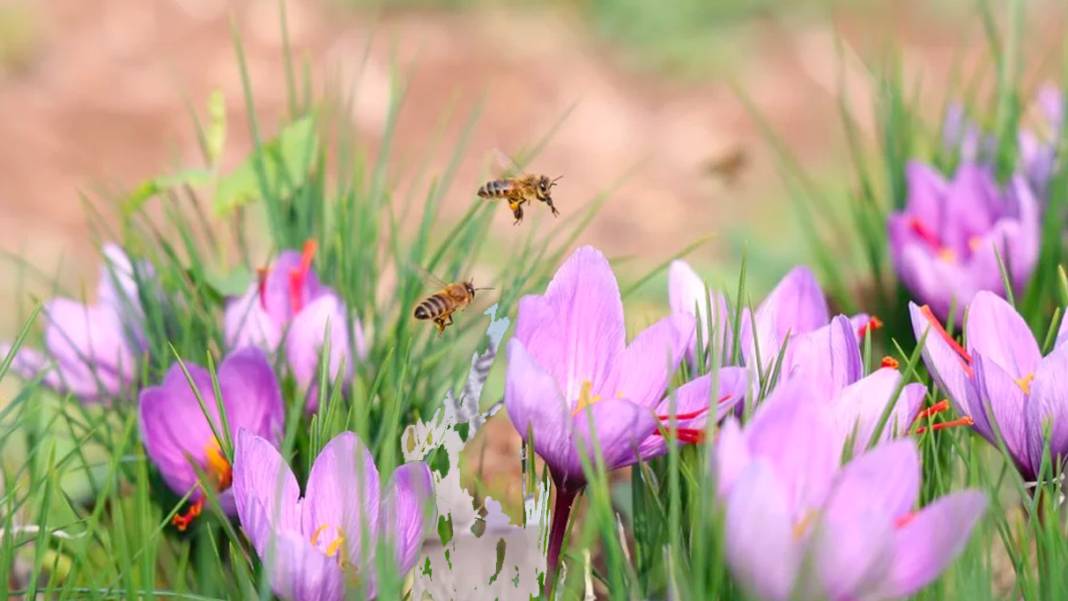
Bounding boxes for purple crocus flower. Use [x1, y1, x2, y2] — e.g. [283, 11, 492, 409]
[507, 246, 748, 585]
[715, 381, 986, 600]
[669, 261, 878, 373]
[1018, 85, 1063, 196]
[223, 241, 367, 407]
[4, 244, 146, 401]
[139, 347, 284, 530]
[888, 161, 1039, 322]
[231, 429, 433, 600]
[911, 292, 1068, 481]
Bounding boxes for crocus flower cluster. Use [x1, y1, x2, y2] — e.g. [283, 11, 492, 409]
[224, 241, 367, 407]
[669, 261, 877, 376]
[232, 429, 432, 600]
[506, 246, 749, 582]
[139, 347, 284, 528]
[5, 244, 146, 401]
[715, 380, 986, 601]
[888, 162, 1039, 322]
[911, 292, 1068, 481]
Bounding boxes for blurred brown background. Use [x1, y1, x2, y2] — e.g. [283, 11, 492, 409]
[0, 0, 1064, 334]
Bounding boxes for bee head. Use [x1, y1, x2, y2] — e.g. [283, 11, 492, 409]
[464, 280, 477, 297]
[537, 175, 560, 200]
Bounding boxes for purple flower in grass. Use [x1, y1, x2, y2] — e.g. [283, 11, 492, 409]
[911, 292, 1068, 481]
[232, 430, 433, 601]
[1019, 85, 1063, 197]
[507, 246, 748, 589]
[4, 244, 146, 402]
[139, 347, 284, 530]
[889, 161, 1039, 323]
[669, 261, 878, 374]
[716, 381, 985, 601]
[224, 241, 367, 409]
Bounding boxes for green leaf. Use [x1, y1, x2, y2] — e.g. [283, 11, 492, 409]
[213, 115, 319, 215]
[122, 169, 213, 215]
[206, 89, 227, 166]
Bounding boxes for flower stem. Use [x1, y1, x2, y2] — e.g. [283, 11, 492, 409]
[545, 483, 579, 598]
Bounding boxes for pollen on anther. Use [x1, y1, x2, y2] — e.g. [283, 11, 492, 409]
[880, 356, 900, 369]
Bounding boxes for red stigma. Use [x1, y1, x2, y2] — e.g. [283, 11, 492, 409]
[880, 356, 900, 369]
[172, 498, 204, 532]
[907, 216, 944, 252]
[893, 512, 917, 529]
[914, 400, 950, 421]
[655, 394, 732, 422]
[918, 305, 973, 374]
[914, 415, 973, 435]
[858, 316, 884, 338]
[288, 240, 318, 314]
[256, 266, 269, 310]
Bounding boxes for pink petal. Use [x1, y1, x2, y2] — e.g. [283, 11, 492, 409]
[504, 340, 572, 480]
[601, 312, 694, 408]
[381, 463, 434, 574]
[219, 348, 285, 445]
[285, 293, 352, 393]
[724, 461, 799, 601]
[832, 369, 924, 453]
[965, 291, 1041, 379]
[232, 429, 301, 555]
[263, 528, 346, 601]
[225, 287, 283, 350]
[972, 353, 1032, 477]
[1025, 344, 1068, 479]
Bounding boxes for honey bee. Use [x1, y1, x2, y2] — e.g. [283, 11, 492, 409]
[702, 146, 748, 186]
[413, 278, 492, 334]
[477, 174, 562, 224]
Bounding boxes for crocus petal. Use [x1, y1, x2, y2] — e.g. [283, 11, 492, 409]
[724, 461, 799, 601]
[941, 164, 998, 253]
[97, 243, 144, 319]
[232, 429, 302, 554]
[669, 260, 731, 358]
[504, 339, 572, 480]
[1057, 313, 1068, 349]
[225, 287, 283, 350]
[909, 302, 973, 417]
[832, 440, 920, 523]
[714, 417, 750, 497]
[874, 491, 986, 598]
[382, 463, 434, 574]
[833, 368, 925, 452]
[264, 528, 345, 601]
[0, 344, 64, 391]
[514, 245, 625, 402]
[138, 363, 220, 497]
[785, 315, 862, 395]
[571, 398, 658, 473]
[653, 366, 749, 427]
[748, 266, 829, 369]
[965, 291, 1041, 378]
[43, 298, 136, 398]
[302, 432, 381, 568]
[286, 293, 352, 393]
[743, 380, 838, 512]
[219, 348, 285, 444]
[262, 250, 324, 324]
[1025, 344, 1068, 479]
[904, 161, 948, 228]
[972, 353, 1032, 477]
[601, 312, 694, 408]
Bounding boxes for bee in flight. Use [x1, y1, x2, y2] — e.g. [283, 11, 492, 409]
[477, 174, 562, 225]
[413, 276, 492, 334]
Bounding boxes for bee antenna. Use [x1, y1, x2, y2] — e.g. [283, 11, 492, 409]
[548, 175, 563, 189]
[475, 286, 495, 292]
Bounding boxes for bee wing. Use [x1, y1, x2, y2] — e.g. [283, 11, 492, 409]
[488, 148, 526, 179]
[403, 263, 450, 290]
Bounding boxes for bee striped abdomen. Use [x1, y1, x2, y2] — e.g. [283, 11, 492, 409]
[414, 294, 449, 320]
[478, 180, 513, 198]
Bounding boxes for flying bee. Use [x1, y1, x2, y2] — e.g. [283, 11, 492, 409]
[413, 275, 493, 334]
[477, 174, 562, 225]
[702, 146, 748, 187]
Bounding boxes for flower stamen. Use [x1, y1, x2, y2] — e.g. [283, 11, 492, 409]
[880, 356, 900, 369]
[914, 416, 974, 434]
[204, 439, 232, 490]
[655, 394, 732, 422]
[257, 266, 270, 310]
[572, 380, 602, 416]
[914, 399, 950, 421]
[1016, 373, 1035, 395]
[893, 511, 916, 529]
[918, 305, 973, 374]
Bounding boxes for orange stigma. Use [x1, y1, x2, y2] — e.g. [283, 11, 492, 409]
[918, 305, 973, 374]
[880, 356, 900, 369]
[655, 394, 732, 422]
[914, 415, 974, 435]
[907, 216, 945, 252]
[288, 239, 318, 314]
[653, 426, 706, 444]
[172, 498, 204, 532]
[858, 316, 884, 338]
[914, 400, 951, 421]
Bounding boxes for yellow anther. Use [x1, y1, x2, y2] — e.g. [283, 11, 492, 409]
[310, 524, 330, 546]
[204, 438, 232, 489]
[572, 380, 602, 416]
[792, 511, 818, 540]
[968, 236, 983, 252]
[325, 534, 346, 558]
[937, 247, 957, 263]
[1016, 373, 1035, 395]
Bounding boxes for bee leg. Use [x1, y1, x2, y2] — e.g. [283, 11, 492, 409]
[546, 200, 560, 217]
[434, 318, 446, 334]
[444, 314, 454, 328]
[510, 202, 524, 225]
